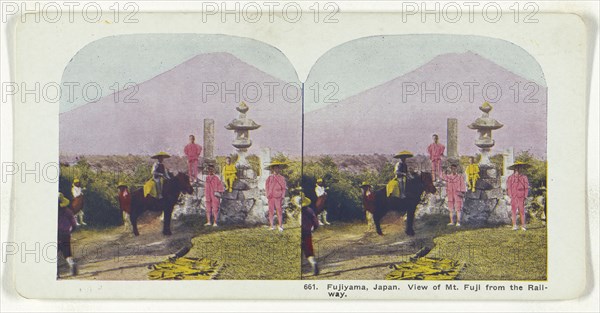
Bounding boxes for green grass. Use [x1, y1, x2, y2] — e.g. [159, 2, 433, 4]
[187, 225, 301, 280]
[427, 222, 547, 280]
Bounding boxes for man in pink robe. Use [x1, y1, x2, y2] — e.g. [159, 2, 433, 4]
[266, 164, 287, 232]
[427, 134, 445, 181]
[442, 164, 467, 226]
[204, 165, 224, 227]
[507, 164, 530, 231]
[184, 135, 202, 183]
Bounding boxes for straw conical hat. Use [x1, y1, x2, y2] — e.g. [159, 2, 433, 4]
[151, 151, 171, 159]
[508, 161, 531, 170]
[394, 150, 414, 158]
[264, 161, 289, 170]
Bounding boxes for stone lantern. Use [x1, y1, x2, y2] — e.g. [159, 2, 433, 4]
[468, 102, 503, 165]
[225, 101, 261, 178]
[461, 101, 510, 226]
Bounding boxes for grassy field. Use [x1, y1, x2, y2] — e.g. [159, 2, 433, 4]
[304, 213, 547, 281]
[63, 211, 545, 281]
[428, 221, 547, 280]
[187, 224, 301, 280]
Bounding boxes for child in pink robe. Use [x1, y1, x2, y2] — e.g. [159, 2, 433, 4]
[427, 134, 445, 181]
[184, 135, 202, 183]
[507, 164, 530, 231]
[204, 165, 224, 227]
[265, 164, 287, 232]
[442, 164, 466, 226]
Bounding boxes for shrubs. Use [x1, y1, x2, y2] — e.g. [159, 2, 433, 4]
[515, 150, 548, 196]
[301, 156, 392, 222]
[59, 157, 147, 227]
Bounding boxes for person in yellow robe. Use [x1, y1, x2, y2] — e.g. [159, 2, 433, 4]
[465, 156, 480, 192]
[222, 156, 237, 193]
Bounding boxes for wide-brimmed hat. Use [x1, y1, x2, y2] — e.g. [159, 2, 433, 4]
[393, 150, 414, 158]
[117, 181, 128, 188]
[205, 163, 216, 170]
[508, 161, 531, 170]
[58, 192, 70, 208]
[290, 186, 303, 192]
[299, 193, 312, 207]
[151, 151, 171, 159]
[360, 181, 371, 188]
[264, 161, 289, 170]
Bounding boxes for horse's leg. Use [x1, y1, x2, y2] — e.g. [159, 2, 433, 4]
[130, 210, 140, 236]
[163, 205, 173, 236]
[405, 204, 416, 236]
[374, 210, 384, 236]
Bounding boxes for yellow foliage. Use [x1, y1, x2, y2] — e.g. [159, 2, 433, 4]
[148, 257, 220, 280]
[386, 257, 463, 280]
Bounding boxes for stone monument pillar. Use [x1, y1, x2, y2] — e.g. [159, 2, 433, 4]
[447, 118, 459, 159]
[501, 147, 514, 189]
[203, 119, 215, 163]
[257, 147, 271, 189]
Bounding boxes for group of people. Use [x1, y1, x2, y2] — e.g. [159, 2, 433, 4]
[361, 133, 532, 231]
[57, 133, 533, 278]
[136, 133, 293, 232]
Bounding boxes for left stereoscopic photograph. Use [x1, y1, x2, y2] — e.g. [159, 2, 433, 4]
[57, 34, 303, 280]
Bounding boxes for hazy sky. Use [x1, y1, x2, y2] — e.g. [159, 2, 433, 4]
[304, 34, 546, 112]
[60, 34, 545, 113]
[60, 34, 300, 112]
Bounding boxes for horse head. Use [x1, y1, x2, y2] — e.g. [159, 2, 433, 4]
[173, 172, 194, 194]
[420, 172, 437, 194]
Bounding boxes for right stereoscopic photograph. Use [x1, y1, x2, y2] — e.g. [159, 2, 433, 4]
[300, 34, 547, 281]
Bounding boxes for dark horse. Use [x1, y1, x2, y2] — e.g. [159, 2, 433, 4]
[129, 172, 193, 236]
[373, 172, 436, 236]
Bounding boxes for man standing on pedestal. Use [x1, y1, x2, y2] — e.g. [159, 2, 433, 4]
[427, 134, 445, 182]
[184, 135, 202, 183]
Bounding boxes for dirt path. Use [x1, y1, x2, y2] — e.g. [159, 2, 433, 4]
[302, 213, 456, 280]
[60, 211, 457, 280]
[59, 212, 205, 280]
